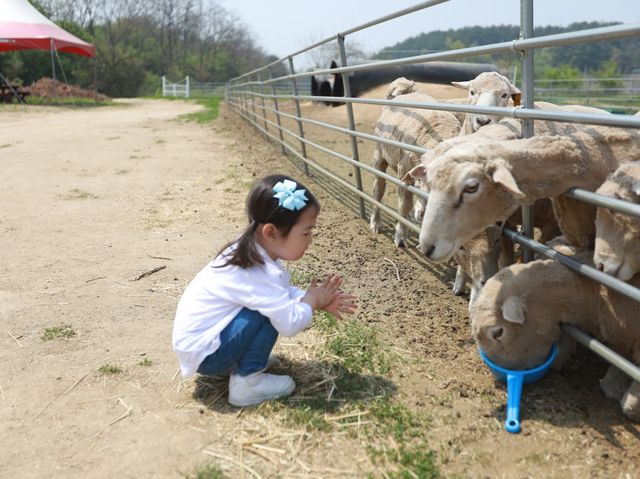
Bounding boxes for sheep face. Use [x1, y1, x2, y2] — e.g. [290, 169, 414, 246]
[411, 144, 524, 263]
[452, 72, 521, 132]
[593, 162, 640, 281]
[471, 266, 561, 370]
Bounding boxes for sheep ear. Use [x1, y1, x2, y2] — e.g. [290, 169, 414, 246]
[502, 296, 526, 324]
[402, 164, 426, 184]
[488, 162, 525, 199]
[511, 92, 522, 107]
[451, 80, 471, 91]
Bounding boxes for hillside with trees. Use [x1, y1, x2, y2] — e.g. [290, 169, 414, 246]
[375, 22, 640, 81]
[0, 0, 281, 97]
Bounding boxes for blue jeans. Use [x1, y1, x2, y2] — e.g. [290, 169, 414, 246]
[197, 308, 278, 377]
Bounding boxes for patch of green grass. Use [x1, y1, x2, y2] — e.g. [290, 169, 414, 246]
[182, 96, 221, 123]
[98, 364, 123, 375]
[138, 357, 153, 367]
[27, 96, 113, 107]
[184, 462, 226, 479]
[366, 398, 438, 478]
[41, 323, 76, 341]
[60, 188, 98, 200]
[327, 319, 391, 375]
[288, 267, 314, 289]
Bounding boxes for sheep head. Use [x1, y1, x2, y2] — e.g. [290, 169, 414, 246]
[594, 161, 640, 281]
[406, 141, 525, 263]
[452, 72, 521, 132]
[471, 262, 562, 370]
[385, 77, 416, 99]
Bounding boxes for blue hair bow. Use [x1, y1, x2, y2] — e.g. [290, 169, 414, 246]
[273, 179, 308, 211]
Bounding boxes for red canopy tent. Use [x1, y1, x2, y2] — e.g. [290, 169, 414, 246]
[0, 0, 96, 102]
[0, 0, 95, 56]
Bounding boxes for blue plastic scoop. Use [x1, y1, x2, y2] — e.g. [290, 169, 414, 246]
[478, 344, 558, 433]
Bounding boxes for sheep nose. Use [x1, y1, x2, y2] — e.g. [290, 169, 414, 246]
[596, 262, 604, 272]
[490, 326, 504, 340]
[476, 117, 491, 127]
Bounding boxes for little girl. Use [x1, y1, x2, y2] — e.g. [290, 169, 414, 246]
[173, 174, 357, 407]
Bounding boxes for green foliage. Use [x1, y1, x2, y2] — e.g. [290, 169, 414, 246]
[0, 4, 275, 98]
[41, 324, 76, 341]
[374, 21, 639, 77]
[181, 97, 222, 123]
[326, 319, 391, 375]
[185, 463, 226, 479]
[538, 64, 583, 89]
[593, 61, 623, 89]
[98, 364, 123, 375]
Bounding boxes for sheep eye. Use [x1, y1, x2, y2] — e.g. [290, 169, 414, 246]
[464, 182, 479, 194]
[470, 90, 475, 96]
[501, 93, 508, 99]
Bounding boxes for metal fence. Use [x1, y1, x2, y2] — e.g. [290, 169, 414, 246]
[225, 0, 640, 382]
[162, 76, 228, 98]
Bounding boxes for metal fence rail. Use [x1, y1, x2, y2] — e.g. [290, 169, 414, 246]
[226, 1, 640, 381]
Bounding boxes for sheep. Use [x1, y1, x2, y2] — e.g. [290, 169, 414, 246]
[471, 257, 640, 421]
[452, 197, 560, 307]
[411, 102, 591, 296]
[406, 120, 640, 263]
[451, 71, 522, 134]
[594, 161, 640, 281]
[369, 77, 461, 247]
[369, 73, 521, 247]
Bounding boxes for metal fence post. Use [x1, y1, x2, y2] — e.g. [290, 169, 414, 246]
[520, 0, 534, 262]
[288, 56, 309, 176]
[337, 34, 366, 219]
[257, 71, 269, 133]
[186, 76, 190, 98]
[249, 74, 260, 128]
[269, 67, 286, 154]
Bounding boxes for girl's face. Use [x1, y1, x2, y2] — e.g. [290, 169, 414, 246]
[264, 206, 318, 262]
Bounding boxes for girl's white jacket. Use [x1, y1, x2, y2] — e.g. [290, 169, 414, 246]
[172, 243, 312, 378]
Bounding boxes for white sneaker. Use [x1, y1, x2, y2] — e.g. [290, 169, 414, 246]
[228, 372, 295, 407]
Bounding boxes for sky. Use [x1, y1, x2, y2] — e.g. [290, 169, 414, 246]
[219, 0, 640, 66]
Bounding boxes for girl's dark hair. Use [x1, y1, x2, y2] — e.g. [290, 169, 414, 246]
[216, 174, 319, 268]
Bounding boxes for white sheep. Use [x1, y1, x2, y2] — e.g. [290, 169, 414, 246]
[369, 77, 461, 246]
[409, 102, 594, 296]
[451, 71, 522, 134]
[407, 120, 640, 263]
[369, 73, 520, 248]
[471, 257, 640, 421]
[594, 161, 640, 281]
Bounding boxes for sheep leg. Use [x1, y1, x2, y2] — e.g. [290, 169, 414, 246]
[395, 156, 414, 247]
[369, 145, 387, 234]
[600, 365, 633, 401]
[452, 265, 467, 296]
[551, 196, 596, 249]
[621, 381, 640, 422]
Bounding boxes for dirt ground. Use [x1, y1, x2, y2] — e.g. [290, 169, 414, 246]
[1, 94, 639, 479]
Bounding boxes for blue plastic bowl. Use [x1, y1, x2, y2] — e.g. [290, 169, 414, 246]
[478, 344, 558, 433]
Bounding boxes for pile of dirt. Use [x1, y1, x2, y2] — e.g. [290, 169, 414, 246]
[24, 77, 109, 101]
